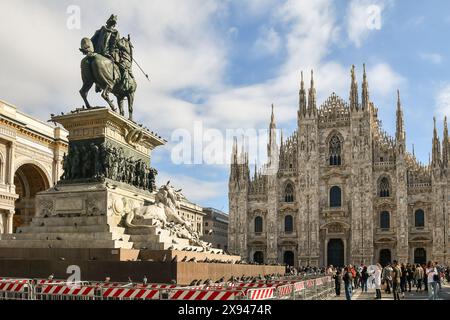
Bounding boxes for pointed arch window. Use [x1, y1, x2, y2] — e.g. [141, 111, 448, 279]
[415, 209, 425, 228]
[284, 215, 293, 233]
[329, 186, 342, 208]
[379, 177, 390, 197]
[329, 135, 342, 165]
[380, 211, 390, 230]
[254, 216, 263, 233]
[284, 183, 294, 202]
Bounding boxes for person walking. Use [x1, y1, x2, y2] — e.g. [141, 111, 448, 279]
[333, 269, 342, 297]
[374, 263, 382, 300]
[382, 264, 393, 294]
[392, 260, 401, 300]
[435, 263, 442, 290]
[361, 266, 369, 293]
[426, 261, 439, 300]
[343, 266, 353, 301]
[414, 264, 424, 292]
[400, 263, 407, 298]
[406, 263, 413, 293]
[422, 263, 428, 292]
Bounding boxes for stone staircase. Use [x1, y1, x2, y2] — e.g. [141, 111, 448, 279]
[0, 216, 221, 253]
[125, 218, 207, 251]
[0, 216, 133, 249]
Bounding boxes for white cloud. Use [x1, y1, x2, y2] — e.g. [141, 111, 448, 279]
[367, 63, 405, 98]
[346, 0, 387, 48]
[156, 171, 226, 203]
[419, 52, 443, 64]
[254, 27, 282, 56]
[436, 84, 450, 119]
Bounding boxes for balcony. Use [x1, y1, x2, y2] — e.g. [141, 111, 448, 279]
[279, 231, 297, 238]
[249, 232, 267, 239]
[321, 207, 347, 219]
[409, 226, 430, 234]
[376, 227, 396, 235]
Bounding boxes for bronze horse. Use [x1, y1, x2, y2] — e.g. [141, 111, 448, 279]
[79, 37, 137, 120]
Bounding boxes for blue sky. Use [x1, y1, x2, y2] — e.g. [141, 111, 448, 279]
[1, 0, 450, 212]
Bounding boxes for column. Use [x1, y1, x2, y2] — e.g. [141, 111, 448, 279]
[0, 212, 4, 235]
[7, 141, 15, 185]
[6, 210, 14, 234]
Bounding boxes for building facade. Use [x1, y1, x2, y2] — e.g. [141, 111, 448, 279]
[0, 100, 68, 235]
[228, 65, 450, 267]
[178, 196, 205, 235]
[202, 207, 229, 250]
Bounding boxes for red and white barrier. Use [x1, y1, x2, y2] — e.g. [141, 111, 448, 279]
[305, 279, 315, 289]
[277, 284, 293, 297]
[0, 281, 27, 292]
[39, 284, 96, 297]
[102, 287, 160, 300]
[246, 287, 275, 300]
[293, 281, 305, 292]
[169, 289, 242, 300]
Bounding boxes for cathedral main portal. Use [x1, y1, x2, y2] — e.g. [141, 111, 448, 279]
[327, 239, 344, 267]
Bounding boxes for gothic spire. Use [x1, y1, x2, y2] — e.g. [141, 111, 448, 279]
[443, 116, 449, 167]
[307, 70, 316, 115]
[432, 116, 441, 168]
[268, 104, 278, 161]
[231, 136, 238, 164]
[350, 65, 359, 110]
[299, 71, 307, 116]
[396, 90, 405, 142]
[362, 64, 369, 111]
[270, 103, 276, 130]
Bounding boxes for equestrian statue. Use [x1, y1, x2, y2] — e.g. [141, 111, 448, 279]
[79, 14, 140, 121]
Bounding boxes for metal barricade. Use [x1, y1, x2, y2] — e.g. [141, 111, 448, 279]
[168, 288, 245, 300]
[35, 284, 101, 300]
[0, 280, 33, 300]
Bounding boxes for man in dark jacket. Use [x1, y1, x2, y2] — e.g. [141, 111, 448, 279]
[343, 266, 353, 300]
[334, 269, 342, 296]
[392, 260, 402, 300]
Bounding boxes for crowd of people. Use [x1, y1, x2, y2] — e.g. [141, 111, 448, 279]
[326, 261, 450, 300]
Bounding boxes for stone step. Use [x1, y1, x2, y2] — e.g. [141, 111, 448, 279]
[0, 239, 133, 249]
[17, 225, 125, 234]
[128, 233, 186, 244]
[31, 216, 115, 227]
[2, 232, 130, 242]
[125, 226, 170, 236]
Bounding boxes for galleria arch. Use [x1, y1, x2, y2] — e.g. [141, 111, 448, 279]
[0, 100, 67, 235]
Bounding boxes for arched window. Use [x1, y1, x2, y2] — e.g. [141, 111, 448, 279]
[254, 216, 263, 233]
[284, 183, 294, 202]
[415, 209, 425, 228]
[329, 186, 342, 208]
[380, 211, 390, 229]
[379, 177, 390, 197]
[284, 215, 293, 233]
[329, 135, 342, 165]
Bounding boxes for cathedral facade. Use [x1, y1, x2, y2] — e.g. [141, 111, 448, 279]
[228, 65, 450, 267]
